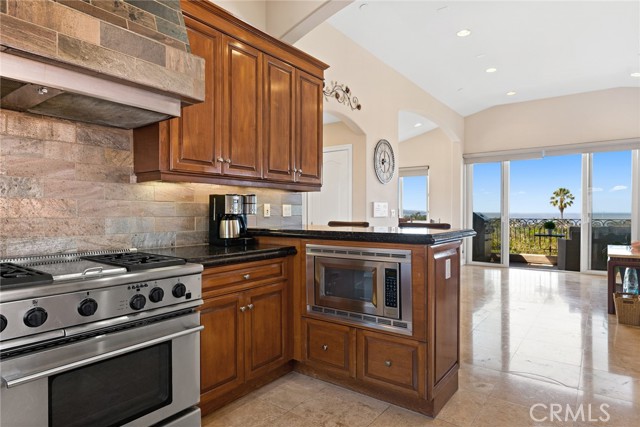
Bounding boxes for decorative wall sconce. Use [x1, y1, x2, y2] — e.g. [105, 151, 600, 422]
[322, 81, 362, 111]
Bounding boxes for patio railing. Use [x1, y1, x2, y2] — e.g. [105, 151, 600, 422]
[481, 217, 631, 258]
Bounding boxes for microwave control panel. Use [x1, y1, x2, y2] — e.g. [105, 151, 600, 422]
[383, 268, 399, 317]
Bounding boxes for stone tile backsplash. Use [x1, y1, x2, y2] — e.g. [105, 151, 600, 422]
[0, 110, 302, 257]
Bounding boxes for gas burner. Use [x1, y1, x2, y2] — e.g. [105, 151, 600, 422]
[81, 252, 186, 271]
[0, 263, 53, 287]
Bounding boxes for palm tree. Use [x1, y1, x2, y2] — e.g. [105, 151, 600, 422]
[549, 188, 575, 219]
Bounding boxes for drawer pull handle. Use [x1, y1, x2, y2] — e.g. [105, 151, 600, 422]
[322, 344, 328, 351]
[240, 306, 246, 312]
[243, 274, 251, 280]
[247, 304, 254, 310]
[384, 360, 392, 367]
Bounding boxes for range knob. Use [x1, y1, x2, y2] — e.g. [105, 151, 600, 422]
[24, 307, 48, 328]
[78, 298, 98, 317]
[149, 287, 165, 303]
[0, 315, 7, 333]
[129, 294, 147, 311]
[172, 283, 186, 298]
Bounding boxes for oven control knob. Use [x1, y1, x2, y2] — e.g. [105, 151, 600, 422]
[149, 287, 165, 303]
[24, 307, 48, 328]
[172, 283, 186, 298]
[129, 294, 147, 311]
[78, 298, 98, 317]
[0, 315, 7, 333]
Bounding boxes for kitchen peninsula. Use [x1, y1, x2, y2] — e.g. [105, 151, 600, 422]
[177, 226, 474, 418]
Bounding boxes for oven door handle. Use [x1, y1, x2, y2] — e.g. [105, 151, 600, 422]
[2, 325, 204, 388]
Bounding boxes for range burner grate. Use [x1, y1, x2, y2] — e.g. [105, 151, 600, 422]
[81, 252, 186, 271]
[0, 262, 54, 287]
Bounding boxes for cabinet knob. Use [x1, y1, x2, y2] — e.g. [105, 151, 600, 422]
[298, 169, 303, 175]
[247, 303, 254, 310]
[384, 360, 392, 367]
[322, 344, 328, 351]
[243, 274, 251, 280]
[240, 306, 246, 312]
[216, 157, 224, 163]
[225, 158, 232, 163]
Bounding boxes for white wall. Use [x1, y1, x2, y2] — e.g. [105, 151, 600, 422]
[399, 128, 463, 228]
[295, 23, 464, 226]
[465, 88, 640, 154]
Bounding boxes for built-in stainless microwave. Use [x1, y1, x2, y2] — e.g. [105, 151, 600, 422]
[306, 244, 412, 334]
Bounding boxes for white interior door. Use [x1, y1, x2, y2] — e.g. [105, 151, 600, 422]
[308, 145, 352, 225]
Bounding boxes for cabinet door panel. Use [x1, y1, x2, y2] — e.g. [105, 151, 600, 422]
[431, 246, 460, 386]
[296, 71, 323, 185]
[222, 37, 262, 178]
[170, 19, 222, 174]
[304, 318, 355, 376]
[200, 294, 244, 396]
[245, 281, 288, 379]
[263, 56, 295, 182]
[357, 330, 425, 398]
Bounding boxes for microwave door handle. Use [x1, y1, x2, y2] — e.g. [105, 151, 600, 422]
[2, 325, 204, 389]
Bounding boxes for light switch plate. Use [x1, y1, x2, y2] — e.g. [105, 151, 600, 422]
[282, 204, 292, 217]
[373, 202, 389, 218]
[264, 203, 271, 217]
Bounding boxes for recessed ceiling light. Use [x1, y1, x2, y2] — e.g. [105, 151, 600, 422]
[476, 54, 486, 59]
[456, 29, 471, 37]
[631, 72, 640, 78]
[457, 88, 464, 92]
[506, 91, 517, 96]
[414, 123, 423, 128]
[485, 67, 497, 73]
[359, 3, 368, 11]
[437, 6, 448, 12]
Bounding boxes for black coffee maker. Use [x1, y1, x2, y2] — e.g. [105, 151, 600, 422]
[209, 194, 255, 246]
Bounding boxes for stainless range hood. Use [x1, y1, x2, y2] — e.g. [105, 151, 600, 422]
[0, 0, 205, 129]
[0, 53, 180, 129]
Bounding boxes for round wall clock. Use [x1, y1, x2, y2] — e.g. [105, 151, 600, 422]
[373, 139, 395, 184]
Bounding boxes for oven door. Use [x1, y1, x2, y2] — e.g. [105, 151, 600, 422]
[0, 311, 203, 427]
[314, 256, 391, 317]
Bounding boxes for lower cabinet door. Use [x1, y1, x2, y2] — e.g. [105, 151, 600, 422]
[245, 281, 288, 379]
[357, 330, 425, 398]
[200, 293, 245, 400]
[303, 318, 355, 377]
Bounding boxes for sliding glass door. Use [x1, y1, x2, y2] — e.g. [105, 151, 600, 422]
[465, 147, 639, 272]
[467, 162, 509, 266]
[586, 151, 634, 271]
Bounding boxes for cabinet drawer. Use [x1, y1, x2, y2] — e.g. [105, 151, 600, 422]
[357, 330, 425, 397]
[203, 258, 287, 292]
[304, 318, 355, 376]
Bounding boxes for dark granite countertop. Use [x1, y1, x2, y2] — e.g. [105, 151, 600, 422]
[248, 225, 476, 245]
[145, 244, 297, 268]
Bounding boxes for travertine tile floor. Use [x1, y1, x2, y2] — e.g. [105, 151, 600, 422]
[202, 266, 640, 427]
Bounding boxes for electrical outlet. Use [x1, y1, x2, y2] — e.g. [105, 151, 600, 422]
[282, 204, 292, 217]
[264, 203, 271, 217]
[391, 209, 396, 217]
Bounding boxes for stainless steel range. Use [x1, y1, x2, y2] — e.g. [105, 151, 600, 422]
[0, 249, 204, 427]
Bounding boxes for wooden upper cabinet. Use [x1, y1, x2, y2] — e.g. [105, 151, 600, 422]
[133, 0, 327, 190]
[296, 71, 323, 185]
[169, 19, 223, 175]
[222, 37, 263, 179]
[262, 55, 296, 182]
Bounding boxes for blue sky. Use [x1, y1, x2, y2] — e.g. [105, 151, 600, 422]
[401, 176, 428, 211]
[472, 151, 632, 215]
